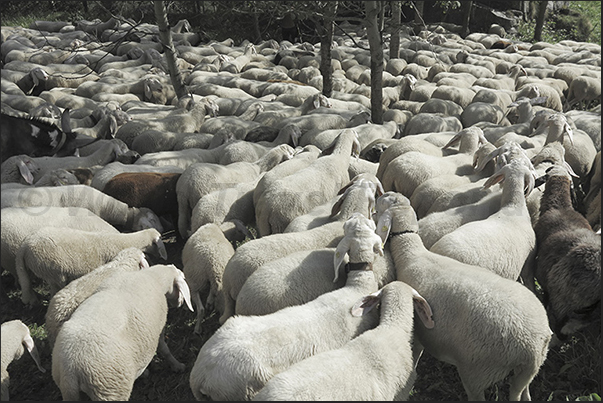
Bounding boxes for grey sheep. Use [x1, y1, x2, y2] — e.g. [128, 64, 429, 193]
[189, 215, 382, 401]
[181, 223, 235, 334]
[377, 199, 552, 401]
[533, 165, 601, 339]
[44, 247, 149, 349]
[15, 227, 167, 305]
[252, 281, 433, 401]
[1, 320, 46, 401]
[51, 264, 194, 400]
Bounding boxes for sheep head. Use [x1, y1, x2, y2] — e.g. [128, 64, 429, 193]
[374, 196, 415, 244]
[333, 213, 383, 283]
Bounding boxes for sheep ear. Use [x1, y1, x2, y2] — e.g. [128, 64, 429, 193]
[375, 180, 385, 197]
[337, 179, 355, 196]
[373, 235, 384, 256]
[22, 332, 45, 373]
[333, 237, 351, 283]
[442, 131, 463, 149]
[330, 192, 347, 218]
[411, 288, 435, 329]
[475, 147, 500, 172]
[107, 115, 118, 139]
[563, 122, 574, 145]
[351, 289, 383, 317]
[17, 160, 35, 185]
[174, 269, 194, 312]
[483, 166, 506, 189]
[524, 171, 535, 196]
[564, 161, 579, 178]
[155, 237, 168, 260]
[312, 95, 321, 109]
[144, 82, 152, 101]
[376, 208, 393, 244]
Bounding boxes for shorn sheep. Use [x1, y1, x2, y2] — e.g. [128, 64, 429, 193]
[1, 319, 46, 401]
[533, 165, 601, 339]
[51, 264, 193, 401]
[15, 227, 167, 305]
[44, 247, 149, 349]
[377, 197, 552, 401]
[189, 214, 382, 401]
[252, 281, 433, 401]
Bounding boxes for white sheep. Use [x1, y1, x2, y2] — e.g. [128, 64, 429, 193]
[189, 179, 258, 238]
[430, 160, 538, 290]
[563, 75, 601, 111]
[15, 227, 166, 305]
[381, 126, 488, 197]
[235, 244, 396, 318]
[181, 223, 235, 334]
[1, 319, 46, 401]
[219, 220, 345, 324]
[284, 173, 383, 232]
[252, 281, 433, 401]
[377, 200, 552, 401]
[1, 206, 119, 280]
[189, 216, 382, 401]
[409, 141, 497, 218]
[255, 129, 360, 236]
[252, 144, 322, 209]
[44, 247, 149, 349]
[0, 184, 163, 233]
[176, 144, 295, 238]
[51, 264, 193, 400]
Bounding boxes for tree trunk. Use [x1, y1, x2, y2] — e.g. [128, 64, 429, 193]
[534, 1, 548, 42]
[413, 1, 425, 31]
[252, 10, 262, 43]
[460, 1, 473, 38]
[389, 0, 401, 59]
[154, 1, 187, 101]
[366, 1, 383, 124]
[319, 1, 337, 98]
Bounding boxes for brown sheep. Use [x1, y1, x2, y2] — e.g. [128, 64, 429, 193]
[102, 172, 181, 228]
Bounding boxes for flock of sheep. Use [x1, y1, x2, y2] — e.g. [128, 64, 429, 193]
[1, 10, 601, 402]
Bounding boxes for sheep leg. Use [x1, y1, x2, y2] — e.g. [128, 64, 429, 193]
[508, 362, 538, 401]
[157, 329, 185, 373]
[519, 254, 536, 293]
[192, 291, 205, 335]
[219, 293, 236, 325]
